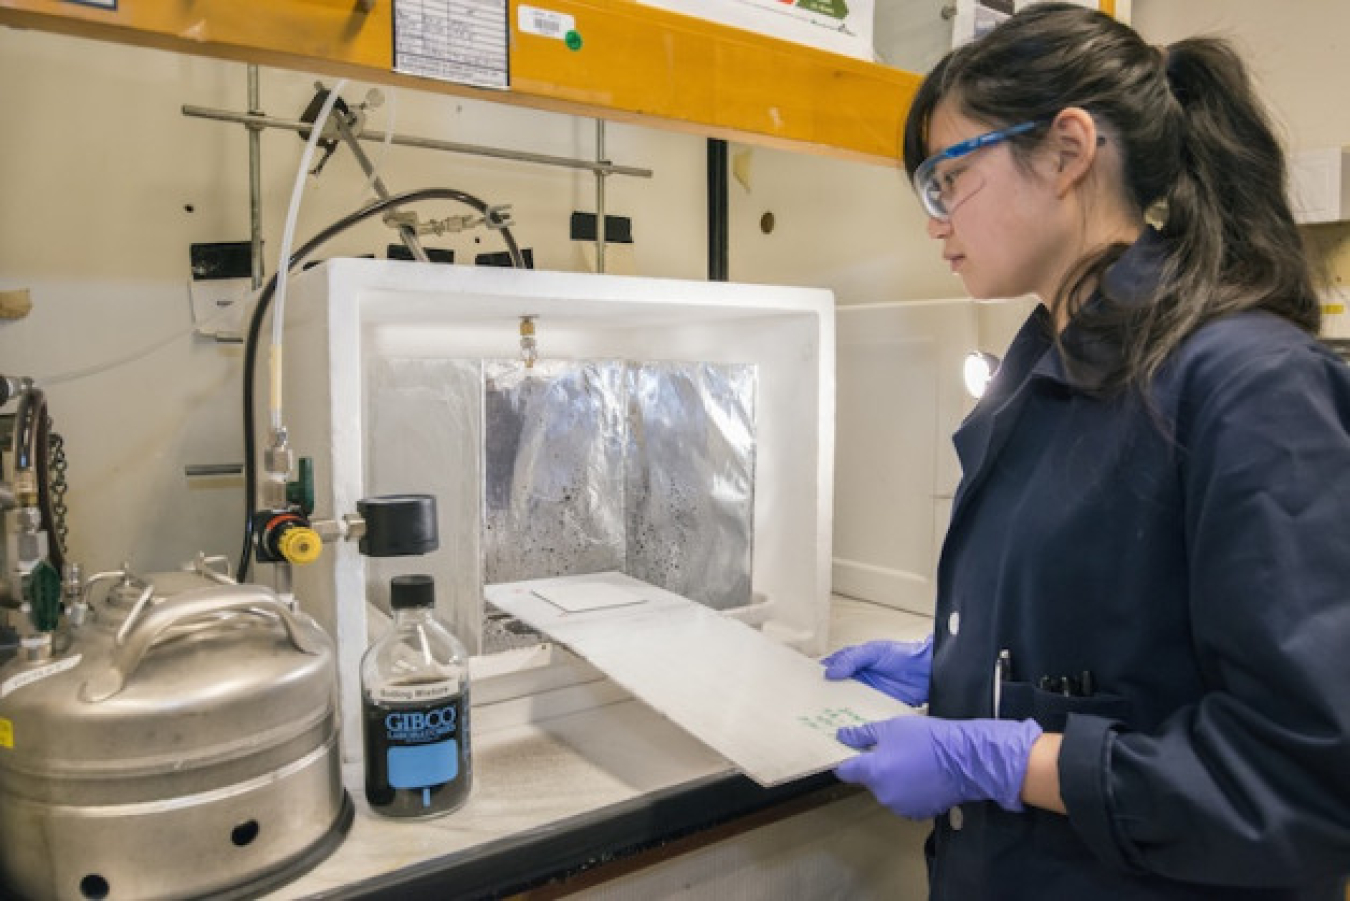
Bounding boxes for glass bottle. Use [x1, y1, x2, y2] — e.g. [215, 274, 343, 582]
[360, 574, 472, 818]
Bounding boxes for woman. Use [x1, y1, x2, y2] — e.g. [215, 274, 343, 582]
[822, 4, 1350, 899]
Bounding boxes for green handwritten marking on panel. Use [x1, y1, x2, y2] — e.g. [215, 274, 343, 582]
[797, 706, 870, 733]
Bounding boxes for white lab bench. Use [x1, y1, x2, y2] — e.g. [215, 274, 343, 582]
[262, 597, 932, 900]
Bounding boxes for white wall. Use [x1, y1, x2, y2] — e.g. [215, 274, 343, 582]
[1133, 0, 1350, 151]
[729, 145, 962, 302]
[1132, 2, 1350, 305]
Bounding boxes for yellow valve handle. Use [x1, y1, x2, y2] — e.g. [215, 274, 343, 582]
[277, 526, 322, 565]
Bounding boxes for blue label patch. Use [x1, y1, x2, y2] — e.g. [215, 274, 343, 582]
[388, 740, 458, 790]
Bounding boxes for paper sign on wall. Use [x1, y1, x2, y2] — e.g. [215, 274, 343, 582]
[635, 0, 875, 62]
[952, 0, 1102, 47]
[393, 0, 509, 90]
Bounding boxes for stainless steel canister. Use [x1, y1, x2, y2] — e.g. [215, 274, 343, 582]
[0, 567, 351, 900]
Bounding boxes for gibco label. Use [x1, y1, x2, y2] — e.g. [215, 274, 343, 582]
[372, 681, 457, 704]
[384, 704, 460, 743]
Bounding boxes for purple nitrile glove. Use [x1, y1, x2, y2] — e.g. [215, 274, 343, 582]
[834, 715, 1043, 820]
[820, 635, 933, 707]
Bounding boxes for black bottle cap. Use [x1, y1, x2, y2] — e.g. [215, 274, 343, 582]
[390, 574, 435, 609]
[357, 494, 439, 557]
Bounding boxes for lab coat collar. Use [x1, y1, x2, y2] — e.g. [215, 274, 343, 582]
[1101, 225, 1167, 307]
[949, 305, 1054, 515]
[1031, 226, 1167, 391]
[949, 229, 1165, 520]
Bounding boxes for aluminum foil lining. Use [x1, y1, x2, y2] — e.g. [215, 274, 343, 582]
[365, 357, 484, 650]
[365, 357, 757, 653]
[483, 360, 627, 584]
[484, 359, 757, 611]
[624, 361, 756, 609]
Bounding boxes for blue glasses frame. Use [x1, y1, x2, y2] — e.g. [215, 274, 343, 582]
[913, 120, 1043, 221]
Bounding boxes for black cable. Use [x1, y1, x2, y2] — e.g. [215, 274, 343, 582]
[34, 405, 65, 574]
[7, 385, 65, 573]
[238, 188, 524, 580]
[13, 385, 38, 471]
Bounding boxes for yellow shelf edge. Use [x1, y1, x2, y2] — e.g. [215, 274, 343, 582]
[0, 0, 917, 165]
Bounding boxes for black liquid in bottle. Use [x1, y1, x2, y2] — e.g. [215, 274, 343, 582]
[362, 689, 471, 816]
[361, 574, 473, 819]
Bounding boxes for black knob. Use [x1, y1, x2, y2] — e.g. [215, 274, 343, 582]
[356, 495, 438, 557]
[390, 574, 435, 609]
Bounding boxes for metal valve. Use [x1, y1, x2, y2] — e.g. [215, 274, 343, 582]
[253, 511, 322, 566]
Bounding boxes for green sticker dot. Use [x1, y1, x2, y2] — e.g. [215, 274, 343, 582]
[565, 30, 582, 51]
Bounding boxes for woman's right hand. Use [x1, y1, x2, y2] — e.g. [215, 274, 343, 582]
[821, 635, 934, 707]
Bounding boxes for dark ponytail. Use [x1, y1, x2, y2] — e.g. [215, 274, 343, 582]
[1146, 38, 1320, 378]
[904, 3, 1322, 392]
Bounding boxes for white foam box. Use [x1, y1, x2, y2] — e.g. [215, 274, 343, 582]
[279, 260, 835, 761]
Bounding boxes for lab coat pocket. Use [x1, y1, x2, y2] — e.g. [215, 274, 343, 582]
[997, 681, 1132, 732]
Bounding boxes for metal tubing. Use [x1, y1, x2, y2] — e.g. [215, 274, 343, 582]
[184, 464, 245, 478]
[182, 105, 653, 179]
[247, 67, 264, 290]
[330, 103, 430, 262]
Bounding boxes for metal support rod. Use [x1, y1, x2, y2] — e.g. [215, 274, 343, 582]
[247, 66, 264, 290]
[184, 464, 245, 478]
[330, 98, 430, 263]
[595, 119, 607, 274]
[272, 560, 295, 607]
[707, 138, 729, 281]
[182, 105, 654, 179]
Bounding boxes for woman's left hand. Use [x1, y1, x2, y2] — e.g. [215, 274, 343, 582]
[835, 715, 1043, 820]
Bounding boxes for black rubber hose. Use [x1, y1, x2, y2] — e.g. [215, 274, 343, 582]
[707, 138, 728, 282]
[9, 386, 65, 573]
[13, 384, 38, 471]
[34, 405, 65, 573]
[238, 188, 524, 580]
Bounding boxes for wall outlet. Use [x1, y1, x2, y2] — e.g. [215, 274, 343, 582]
[188, 277, 251, 338]
[189, 241, 253, 339]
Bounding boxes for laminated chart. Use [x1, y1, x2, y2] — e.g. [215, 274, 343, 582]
[394, 0, 509, 89]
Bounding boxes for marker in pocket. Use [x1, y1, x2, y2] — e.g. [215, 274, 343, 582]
[992, 649, 1012, 718]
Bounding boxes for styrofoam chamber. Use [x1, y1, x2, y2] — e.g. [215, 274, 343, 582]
[279, 260, 836, 760]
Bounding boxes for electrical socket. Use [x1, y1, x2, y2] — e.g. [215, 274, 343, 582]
[188, 277, 251, 339]
[189, 241, 254, 339]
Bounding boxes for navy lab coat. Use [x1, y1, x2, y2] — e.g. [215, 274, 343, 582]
[927, 230, 1350, 900]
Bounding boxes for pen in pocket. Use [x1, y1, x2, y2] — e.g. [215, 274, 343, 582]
[993, 648, 1012, 718]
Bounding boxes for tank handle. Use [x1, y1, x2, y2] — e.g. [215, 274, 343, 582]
[80, 586, 324, 703]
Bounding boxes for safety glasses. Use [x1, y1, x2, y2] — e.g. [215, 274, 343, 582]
[912, 120, 1043, 221]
